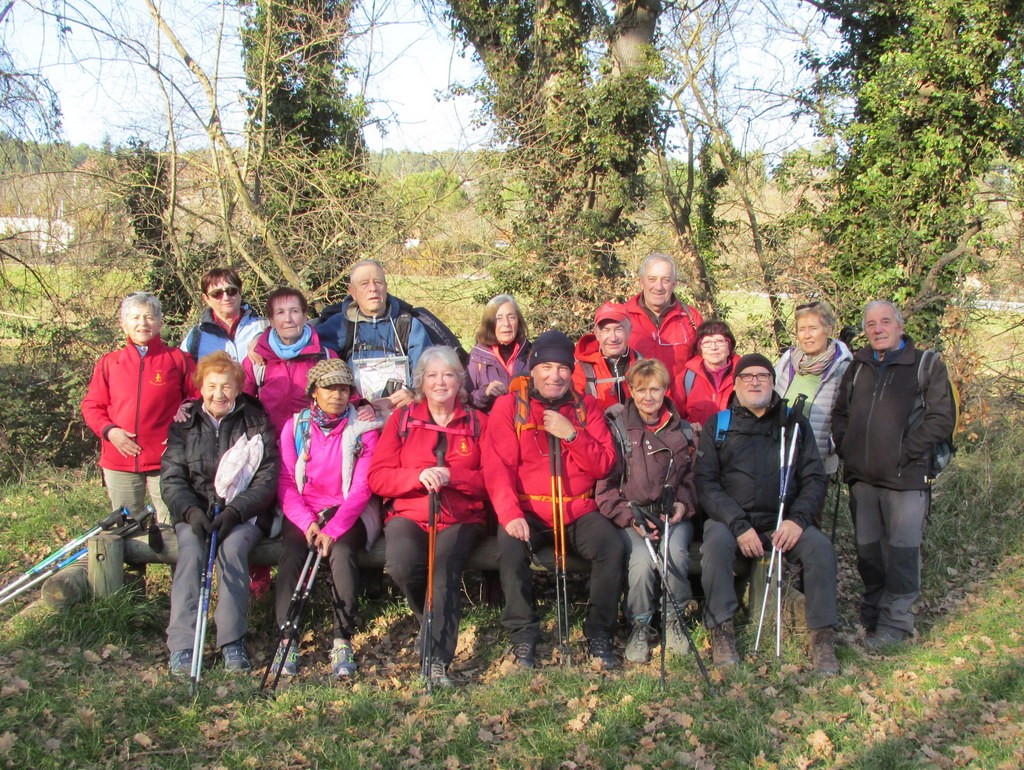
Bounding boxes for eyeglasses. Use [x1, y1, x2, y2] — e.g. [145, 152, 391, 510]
[207, 286, 240, 299]
[700, 338, 729, 349]
[737, 372, 772, 384]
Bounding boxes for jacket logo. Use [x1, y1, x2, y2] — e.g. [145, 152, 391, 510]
[458, 438, 471, 456]
[151, 370, 165, 386]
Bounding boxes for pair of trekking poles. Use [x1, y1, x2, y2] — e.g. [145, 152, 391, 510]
[0, 505, 155, 607]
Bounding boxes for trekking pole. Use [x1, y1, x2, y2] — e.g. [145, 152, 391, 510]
[659, 508, 669, 690]
[754, 422, 801, 656]
[548, 433, 571, 666]
[190, 507, 220, 696]
[422, 439, 446, 690]
[0, 506, 128, 604]
[828, 464, 843, 543]
[259, 545, 322, 693]
[630, 503, 715, 694]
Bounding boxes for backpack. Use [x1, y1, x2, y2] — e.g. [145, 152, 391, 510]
[318, 296, 470, 366]
[507, 375, 587, 438]
[396, 404, 483, 441]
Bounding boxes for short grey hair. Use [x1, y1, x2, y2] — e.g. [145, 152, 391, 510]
[638, 252, 678, 281]
[862, 299, 904, 330]
[794, 300, 837, 334]
[119, 292, 162, 324]
[412, 346, 469, 404]
[348, 259, 386, 284]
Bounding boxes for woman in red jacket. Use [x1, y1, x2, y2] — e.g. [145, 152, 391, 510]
[367, 346, 488, 688]
[674, 320, 740, 427]
[81, 292, 195, 524]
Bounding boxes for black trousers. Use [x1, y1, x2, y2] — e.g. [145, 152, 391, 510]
[274, 515, 367, 640]
[384, 516, 484, 666]
[498, 510, 625, 645]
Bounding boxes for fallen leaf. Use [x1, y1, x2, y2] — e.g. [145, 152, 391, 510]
[0, 732, 15, 754]
[133, 733, 154, 748]
[807, 729, 833, 758]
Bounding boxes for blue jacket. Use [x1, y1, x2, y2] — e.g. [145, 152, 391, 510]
[180, 305, 267, 362]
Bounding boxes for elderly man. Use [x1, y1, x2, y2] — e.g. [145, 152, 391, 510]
[483, 330, 624, 670]
[572, 302, 641, 411]
[696, 353, 838, 674]
[316, 259, 432, 410]
[622, 253, 704, 395]
[832, 300, 955, 649]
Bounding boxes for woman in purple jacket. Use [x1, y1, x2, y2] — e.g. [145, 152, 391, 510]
[272, 359, 383, 680]
[466, 294, 531, 412]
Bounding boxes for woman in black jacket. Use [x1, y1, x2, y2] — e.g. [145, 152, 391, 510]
[161, 351, 280, 675]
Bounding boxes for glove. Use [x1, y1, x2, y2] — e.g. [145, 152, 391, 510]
[212, 507, 243, 540]
[185, 506, 212, 539]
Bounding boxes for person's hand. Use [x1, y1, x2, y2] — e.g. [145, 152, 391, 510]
[305, 520, 321, 546]
[185, 507, 212, 539]
[669, 501, 689, 524]
[248, 338, 265, 367]
[212, 507, 242, 540]
[737, 528, 764, 559]
[172, 401, 193, 424]
[356, 404, 377, 422]
[632, 519, 660, 541]
[485, 381, 508, 398]
[505, 517, 530, 542]
[388, 387, 414, 409]
[419, 466, 451, 492]
[108, 428, 142, 458]
[542, 411, 576, 440]
[772, 520, 804, 552]
[315, 531, 335, 558]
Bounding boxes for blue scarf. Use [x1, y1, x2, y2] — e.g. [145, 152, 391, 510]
[269, 324, 313, 359]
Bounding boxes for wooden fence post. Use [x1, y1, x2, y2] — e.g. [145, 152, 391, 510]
[88, 534, 125, 598]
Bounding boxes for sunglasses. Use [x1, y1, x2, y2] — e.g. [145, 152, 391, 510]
[207, 286, 240, 299]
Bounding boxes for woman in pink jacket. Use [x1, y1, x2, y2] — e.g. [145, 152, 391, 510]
[272, 359, 383, 680]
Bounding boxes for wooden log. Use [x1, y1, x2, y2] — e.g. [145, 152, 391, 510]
[88, 533, 125, 598]
[40, 561, 89, 609]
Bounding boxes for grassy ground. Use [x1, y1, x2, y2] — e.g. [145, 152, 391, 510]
[0, 421, 1023, 769]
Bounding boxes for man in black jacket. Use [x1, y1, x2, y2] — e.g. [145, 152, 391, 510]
[832, 300, 955, 649]
[696, 354, 839, 674]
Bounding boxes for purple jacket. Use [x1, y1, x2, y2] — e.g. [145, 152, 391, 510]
[467, 341, 531, 411]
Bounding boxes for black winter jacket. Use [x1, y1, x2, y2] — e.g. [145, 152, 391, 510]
[596, 400, 698, 528]
[695, 394, 826, 538]
[160, 394, 280, 534]
[831, 336, 954, 491]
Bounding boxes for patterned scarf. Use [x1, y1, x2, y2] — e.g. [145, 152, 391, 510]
[792, 339, 836, 376]
[310, 402, 346, 434]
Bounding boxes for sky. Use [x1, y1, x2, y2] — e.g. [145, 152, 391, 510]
[5, 0, 831, 158]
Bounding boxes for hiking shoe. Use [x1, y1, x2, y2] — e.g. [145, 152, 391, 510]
[169, 648, 193, 676]
[588, 637, 619, 670]
[665, 620, 690, 656]
[427, 661, 453, 689]
[512, 642, 537, 669]
[221, 639, 251, 672]
[625, 622, 657, 664]
[273, 641, 298, 677]
[331, 639, 357, 678]
[710, 620, 740, 667]
[865, 625, 908, 651]
[810, 626, 840, 676]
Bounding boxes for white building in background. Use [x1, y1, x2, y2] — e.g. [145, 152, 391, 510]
[0, 216, 75, 254]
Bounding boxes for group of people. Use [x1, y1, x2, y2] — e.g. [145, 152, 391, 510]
[79, 253, 954, 686]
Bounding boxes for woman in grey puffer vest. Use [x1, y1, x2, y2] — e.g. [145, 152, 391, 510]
[774, 301, 852, 474]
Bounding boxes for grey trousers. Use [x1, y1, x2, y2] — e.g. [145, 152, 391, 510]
[102, 468, 171, 525]
[850, 482, 928, 634]
[166, 521, 262, 652]
[621, 520, 693, 625]
[700, 519, 838, 630]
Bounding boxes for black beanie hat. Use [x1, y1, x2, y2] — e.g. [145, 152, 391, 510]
[529, 329, 576, 370]
[734, 353, 776, 381]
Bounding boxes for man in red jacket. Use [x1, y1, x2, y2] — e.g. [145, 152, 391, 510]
[572, 302, 641, 411]
[622, 253, 704, 401]
[483, 330, 623, 670]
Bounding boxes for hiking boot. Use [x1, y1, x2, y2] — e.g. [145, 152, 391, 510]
[169, 648, 193, 676]
[221, 639, 251, 672]
[512, 641, 537, 669]
[810, 626, 840, 676]
[710, 620, 740, 668]
[331, 639, 358, 678]
[588, 637, 619, 670]
[273, 641, 298, 677]
[625, 622, 657, 664]
[665, 619, 690, 656]
[865, 625, 909, 651]
[427, 661, 453, 689]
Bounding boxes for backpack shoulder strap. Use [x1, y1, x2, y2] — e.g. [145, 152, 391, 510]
[394, 311, 413, 356]
[579, 361, 598, 397]
[683, 369, 697, 396]
[186, 324, 201, 360]
[713, 409, 731, 448]
[397, 405, 413, 440]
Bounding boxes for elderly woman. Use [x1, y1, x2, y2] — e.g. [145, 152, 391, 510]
[81, 292, 195, 524]
[674, 320, 740, 427]
[367, 347, 488, 688]
[180, 267, 267, 362]
[161, 352, 279, 674]
[596, 359, 698, 664]
[273, 359, 383, 679]
[774, 300, 853, 473]
[243, 287, 335, 434]
[467, 294, 531, 412]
